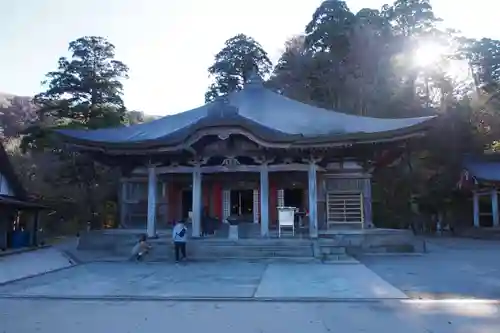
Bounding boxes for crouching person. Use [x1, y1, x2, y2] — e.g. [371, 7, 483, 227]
[131, 234, 151, 261]
[172, 220, 187, 263]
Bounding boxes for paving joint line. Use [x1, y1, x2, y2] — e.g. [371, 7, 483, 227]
[251, 262, 268, 297]
[0, 263, 78, 287]
[0, 294, 406, 303]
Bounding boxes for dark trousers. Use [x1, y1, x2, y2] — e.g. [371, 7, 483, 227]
[174, 242, 186, 261]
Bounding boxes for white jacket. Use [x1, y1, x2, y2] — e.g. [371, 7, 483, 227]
[172, 223, 187, 242]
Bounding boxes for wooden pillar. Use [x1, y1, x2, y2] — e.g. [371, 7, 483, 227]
[31, 210, 40, 246]
[491, 189, 499, 227]
[260, 164, 269, 237]
[191, 167, 202, 237]
[147, 165, 157, 238]
[363, 177, 373, 228]
[159, 181, 168, 229]
[473, 191, 480, 228]
[308, 162, 318, 238]
[167, 183, 176, 225]
[270, 183, 277, 225]
[120, 180, 128, 227]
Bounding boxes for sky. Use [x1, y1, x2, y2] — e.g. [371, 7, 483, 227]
[0, 0, 497, 116]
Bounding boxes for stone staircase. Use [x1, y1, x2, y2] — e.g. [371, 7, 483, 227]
[88, 234, 352, 262]
[455, 227, 500, 240]
[75, 228, 421, 262]
[314, 241, 356, 263]
[138, 238, 317, 262]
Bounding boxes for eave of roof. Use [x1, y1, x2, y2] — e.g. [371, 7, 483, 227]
[55, 75, 437, 152]
[464, 160, 500, 182]
[0, 195, 48, 210]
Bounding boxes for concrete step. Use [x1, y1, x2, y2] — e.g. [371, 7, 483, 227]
[190, 249, 314, 258]
[116, 241, 315, 261]
[187, 238, 313, 245]
[321, 254, 359, 264]
[317, 245, 347, 255]
[138, 253, 356, 263]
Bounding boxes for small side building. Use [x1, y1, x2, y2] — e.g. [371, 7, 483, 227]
[460, 157, 500, 228]
[0, 142, 46, 250]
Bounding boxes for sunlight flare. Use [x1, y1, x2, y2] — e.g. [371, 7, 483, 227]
[414, 41, 448, 68]
[413, 39, 471, 84]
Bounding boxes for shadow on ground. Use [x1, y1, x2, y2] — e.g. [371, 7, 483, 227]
[358, 237, 500, 300]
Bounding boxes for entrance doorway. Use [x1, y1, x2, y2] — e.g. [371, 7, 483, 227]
[181, 189, 192, 220]
[284, 188, 303, 209]
[230, 190, 253, 220]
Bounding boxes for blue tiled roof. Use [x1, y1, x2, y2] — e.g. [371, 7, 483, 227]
[57, 74, 435, 146]
[464, 160, 500, 182]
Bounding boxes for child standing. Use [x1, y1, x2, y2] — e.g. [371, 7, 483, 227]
[172, 220, 187, 263]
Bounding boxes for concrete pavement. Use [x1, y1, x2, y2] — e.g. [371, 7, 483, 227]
[1, 237, 500, 332]
[359, 238, 500, 299]
[0, 261, 407, 300]
[0, 248, 74, 285]
[1, 299, 499, 333]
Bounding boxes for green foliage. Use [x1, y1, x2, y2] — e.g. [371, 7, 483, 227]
[305, 0, 355, 56]
[19, 36, 129, 230]
[385, 0, 440, 37]
[9, 0, 500, 232]
[269, 0, 500, 227]
[34, 36, 129, 129]
[205, 34, 272, 102]
[22, 36, 129, 152]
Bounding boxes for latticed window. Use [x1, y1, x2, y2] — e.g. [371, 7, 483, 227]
[326, 192, 364, 228]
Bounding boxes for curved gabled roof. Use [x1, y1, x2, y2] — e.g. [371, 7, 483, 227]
[57, 75, 436, 150]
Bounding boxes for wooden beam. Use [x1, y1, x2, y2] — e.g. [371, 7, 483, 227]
[131, 163, 327, 175]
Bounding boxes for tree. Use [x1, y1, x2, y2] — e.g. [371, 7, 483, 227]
[34, 36, 129, 129]
[385, 0, 440, 38]
[302, 0, 355, 110]
[22, 36, 129, 230]
[305, 0, 355, 54]
[270, 0, 493, 230]
[0, 93, 37, 138]
[344, 8, 397, 116]
[460, 38, 500, 89]
[269, 36, 317, 103]
[205, 34, 272, 102]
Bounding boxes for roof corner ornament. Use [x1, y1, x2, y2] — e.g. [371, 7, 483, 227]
[208, 95, 239, 118]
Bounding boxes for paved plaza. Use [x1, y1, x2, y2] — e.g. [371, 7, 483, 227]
[1, 237, 500, 332]
[360, 238, 500, 300]
[0, 248, 74, 285]
[0, 261, 407, 300]
[1, 298, 499, 332]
